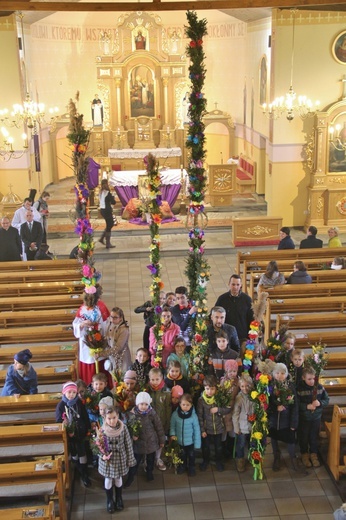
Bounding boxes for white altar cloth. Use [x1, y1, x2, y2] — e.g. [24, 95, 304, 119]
[110, 168, 187, 187]
[108, 147, 182, 159]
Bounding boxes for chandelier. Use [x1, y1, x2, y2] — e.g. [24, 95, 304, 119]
[329, 123, 346, 151]
[0, 127, 28, 162]
[0, 12, 59, 159]
[262, 9, 320, 122]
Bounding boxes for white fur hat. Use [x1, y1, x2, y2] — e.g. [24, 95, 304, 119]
[99, 396, 113, 408]
[136, 391, 152, 406]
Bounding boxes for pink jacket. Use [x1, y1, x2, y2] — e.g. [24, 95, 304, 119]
[149, 322, 181, 368]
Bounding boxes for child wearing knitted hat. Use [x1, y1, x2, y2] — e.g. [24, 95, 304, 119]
[171, 385, 184, 411]
[1, 349, 38, 397]
[55, 381, 91, 487]
[99, 396, 114, 426]
[125, 391, 165, 487]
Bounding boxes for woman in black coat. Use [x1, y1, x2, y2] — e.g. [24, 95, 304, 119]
[0, 216, 22, 261]
[98, 179, 116, 249]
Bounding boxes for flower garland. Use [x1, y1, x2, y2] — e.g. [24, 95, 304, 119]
[242, 320, 260, 374]
[184, 11, 210, 389]
[67, 92, 95, 290]
[248, 373, 271, 480]
[143, 153, 164, 368]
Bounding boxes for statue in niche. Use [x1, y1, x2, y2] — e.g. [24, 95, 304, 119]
[135, 30, 146, 50]
[130, 66, 155, 118]
[99, 30, 111, 55]
[91, 94, 103, 126]
[168, 28, 182, 54]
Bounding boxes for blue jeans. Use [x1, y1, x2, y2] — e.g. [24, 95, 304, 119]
[235, 433, 250, 459]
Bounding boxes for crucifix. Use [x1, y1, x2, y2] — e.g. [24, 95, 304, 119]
[214, 102, 219, 110]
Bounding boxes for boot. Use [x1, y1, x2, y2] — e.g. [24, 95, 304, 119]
[80, 463, 91, 487]
[236, 458, 246, 472]
[99, 231, 106, 245]
[115, 486, 124, 511]
[123, 466, 136, 488]
[105, 488, 115, 514]
[310, 453, 320, 468]
[105, 231, 115, 249]
[272, 451, 281, 472]
[301, 453, 312, 468]
[290, 456, 299, 471]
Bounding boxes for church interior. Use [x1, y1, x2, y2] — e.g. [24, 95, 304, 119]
[1, 2, 346, 519]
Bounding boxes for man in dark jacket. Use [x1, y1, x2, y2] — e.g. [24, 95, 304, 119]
[207, 306, 240, 353]
[299, 226, 323, 249]
[20, 210, 43, 260]
[278, 226, 295, 250]
[215, 275, 253, 343]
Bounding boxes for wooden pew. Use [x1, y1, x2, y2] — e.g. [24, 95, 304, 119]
[325, 405, 346, 480]
[276, 312, 346, 331]
[320, 377, 346, 396]
[236, 247, 346, 276]
[0, 309, 77, 328]
[0, 293, 83, 312]
[0, 424, 71, 492]
[0, 269, 81, 284]
[0, 458, 66, 520]
[257, 281, 346, 301]
[0, 280, 83, 298]
[0, 364, 76, 386]
[0, 393, 61, 425]
[1, 501, 55, 520]
[0, 344, 78, 365]
[0, 324, 75, 345]
[0, 259, 79, 272]
[293, 331, 346, 349]
[249, 269, 346, 299]
[326, 352, 346, 371]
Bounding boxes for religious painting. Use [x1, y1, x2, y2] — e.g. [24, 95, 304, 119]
[328, 117, 346, 172]
[332, 30, 346, 64]
[259, 55, 268, 106]
[132, 27, 149, 51]
[129, 65, 155, 118]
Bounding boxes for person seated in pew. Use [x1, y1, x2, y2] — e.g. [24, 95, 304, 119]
[331, 256, 345, 270]
[34, 243, 53, 260]
[1, 348, 38, 396]
[257, 260, 285, 292]
[278, 226, 295, 250]
[299, 225, 323, 249]
[286, 261, 312, 284]
[328, 227, 342, 248]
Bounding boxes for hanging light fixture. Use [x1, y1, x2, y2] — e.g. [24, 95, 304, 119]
[0, 127, 28, 162]
[0, 12, 59, 135]
[262, 9, 320, 122]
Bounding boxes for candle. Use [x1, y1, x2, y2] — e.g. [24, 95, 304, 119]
[117, 128, 121, 136]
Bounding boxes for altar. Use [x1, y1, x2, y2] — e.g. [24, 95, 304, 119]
[108, 147, 182, 171]
[109, 168, 187, 208]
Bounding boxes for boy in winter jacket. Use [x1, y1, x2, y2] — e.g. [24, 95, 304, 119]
[297, 367, 329, 468]
[208, 330, 238, 381]
[170, 393, 201, 476]
[197, 375, 231, 472]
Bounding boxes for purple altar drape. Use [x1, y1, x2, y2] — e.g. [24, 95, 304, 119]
[114, 184, 181, 210]
[87, 158, 100, 189]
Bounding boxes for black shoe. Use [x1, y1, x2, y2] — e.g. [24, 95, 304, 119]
[272, 451, 281, 472]
[177, 465, 186, 475]
[199, 462, 208, 471]
[115, 486, 124, 511]
[146, 471, 154, 481]
[80, 464, 91, 487]
[105, 488, 115, 514]
[188, 467, 196, 477]
[123, 475, 134, 488]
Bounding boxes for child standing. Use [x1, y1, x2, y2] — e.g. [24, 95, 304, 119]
[55, 381, 91, 487]
[197, 375, 231, 472]
[220, 359, 239, 457]
[288, 349, 305, 388]
[98, 396, 114, 426]
[297, 367, 329, 468]
[166, 336, 190, 378]
[1, 349, 38, 396]
[164, 360, 190, 393]
[129, 347, 151, 387]
[277, 332, 296, 366]
[98, 406, 136, 513]
[87, 372, 113, 424]
[208, 330, 238, 381]
[170, 393, 201, 476]
[171, 385, 184, 411]
[147, 367, 171, 471]
[125, 392, 165, 486]
[268, 363, 299, 471]
[232, 374, 255, 472]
